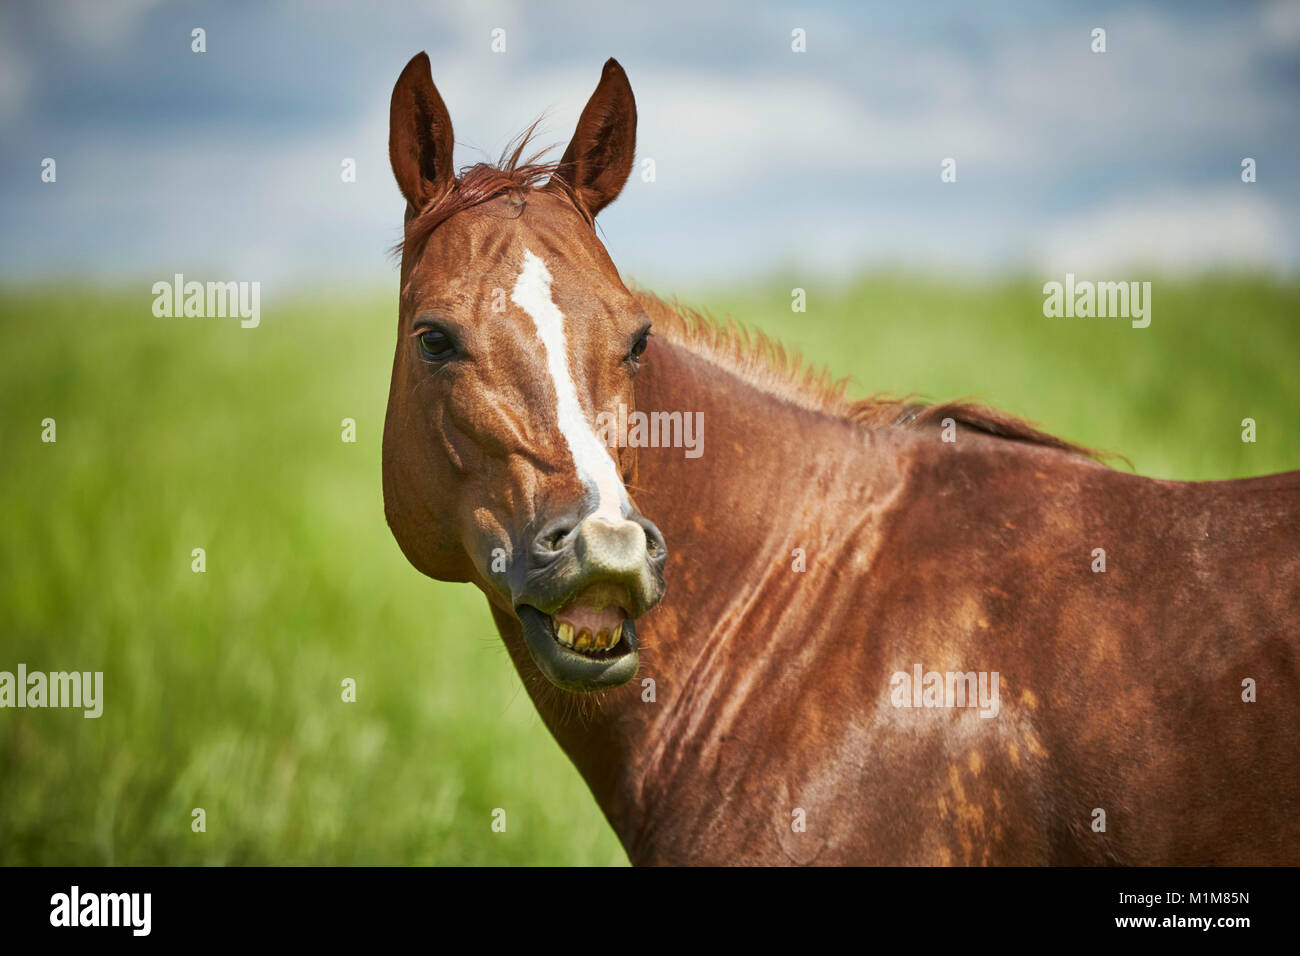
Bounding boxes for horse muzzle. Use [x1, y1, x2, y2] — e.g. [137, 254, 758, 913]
[514, 512, 667, 692]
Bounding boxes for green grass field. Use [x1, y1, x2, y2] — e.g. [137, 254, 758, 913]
[1, 273, 1297, 864]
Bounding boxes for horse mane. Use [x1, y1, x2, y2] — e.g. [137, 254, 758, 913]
[633, 290, 1108, 462]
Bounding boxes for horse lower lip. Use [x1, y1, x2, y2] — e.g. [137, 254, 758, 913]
[515, 606, 639, 692]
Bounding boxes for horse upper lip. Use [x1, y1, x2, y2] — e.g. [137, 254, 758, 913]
[515, 568, 663, 620]
[556, 582, 633, 616]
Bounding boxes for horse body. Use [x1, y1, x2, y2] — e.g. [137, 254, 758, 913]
[500, 334, 1300, 864]
[382, 53, 1300, 865]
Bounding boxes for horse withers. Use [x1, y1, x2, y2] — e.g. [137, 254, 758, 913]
[381, 53, 1300, 865]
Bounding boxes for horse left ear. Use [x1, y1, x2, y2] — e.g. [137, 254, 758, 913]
[551, 58, 637, 218]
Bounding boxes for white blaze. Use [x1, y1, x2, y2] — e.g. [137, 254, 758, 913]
[511, 249, 629, 521]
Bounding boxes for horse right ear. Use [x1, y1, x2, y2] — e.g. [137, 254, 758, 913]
[389, 52, 455, 213]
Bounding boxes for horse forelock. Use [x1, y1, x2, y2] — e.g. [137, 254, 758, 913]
[393, 122, 592, 262]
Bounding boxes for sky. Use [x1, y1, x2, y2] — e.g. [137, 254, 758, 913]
[2, 0, 1298, 290]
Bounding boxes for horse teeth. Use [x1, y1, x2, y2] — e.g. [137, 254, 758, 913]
[553, 617, 627, 653]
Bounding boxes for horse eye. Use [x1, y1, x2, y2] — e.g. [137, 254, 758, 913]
[418, 329, 455, 361]
[628, 330, 650, 362]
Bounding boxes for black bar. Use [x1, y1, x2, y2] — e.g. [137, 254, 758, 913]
[0, 866, 1282, 941]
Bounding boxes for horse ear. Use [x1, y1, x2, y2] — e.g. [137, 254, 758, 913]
[551, 58, 637, 218]
[389, 52, 455, 212]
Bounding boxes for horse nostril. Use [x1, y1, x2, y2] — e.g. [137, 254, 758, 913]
[536, 515, 579, 553]
[640, 520, 667, 559]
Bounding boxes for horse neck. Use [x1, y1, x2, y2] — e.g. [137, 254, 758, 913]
[527, 336, 909, 851]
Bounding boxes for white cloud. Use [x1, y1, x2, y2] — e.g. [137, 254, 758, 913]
[0, 27, 29, 125]
[1039, 189, 1295, 275]
[1262, 0, 1300, 50]
[49, 0, 167, 51]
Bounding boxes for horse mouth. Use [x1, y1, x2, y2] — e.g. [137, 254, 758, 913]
[551, 593, 629, 653]
[516, 592, 640, 692]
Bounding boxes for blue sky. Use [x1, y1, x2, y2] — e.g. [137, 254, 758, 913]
[2, 0, 1298, 289]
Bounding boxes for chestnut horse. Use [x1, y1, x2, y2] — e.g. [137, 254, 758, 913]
[382, 53, 1300, 865]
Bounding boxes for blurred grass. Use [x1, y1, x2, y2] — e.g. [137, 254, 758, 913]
[0, 272, 1297, 864]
